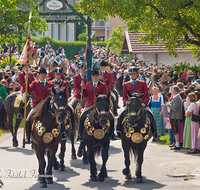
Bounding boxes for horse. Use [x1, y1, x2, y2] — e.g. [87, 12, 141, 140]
[119, 91, 153, 183]
[0, 92, 33, 147]
[60, 59, 68, 73]
[30, 85, 68, 188]
[37, 55, 49, 69]
[83, 93, 111, 181]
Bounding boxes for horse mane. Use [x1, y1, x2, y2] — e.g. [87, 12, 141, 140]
[33, 96, 51, 121]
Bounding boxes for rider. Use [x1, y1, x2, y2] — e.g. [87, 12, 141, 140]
[58, 49, 66, 66]
[17, 64, 35, 119]
[48, 60, 65, 80]
[49, 67, 76, 140]
[77, 67, 116, 142]
[99, 60, 118, 116]
[70, 62, 87, 109]
[116, 66, 160, 141]
[38, 46, 45, 67]
[25, 67, 53, 144]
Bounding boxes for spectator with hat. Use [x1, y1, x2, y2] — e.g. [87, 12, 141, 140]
[48, 60, 65, 80]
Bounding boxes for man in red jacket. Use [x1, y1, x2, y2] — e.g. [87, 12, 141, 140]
[17, 64, 35, 119]
[25, 67, 53, 144]
[116, 66, 160, 141]
[99, 61, 118, 116]
[49, 67, 76, 140]
[77, 68, 116, 141]
[48, 60, 65, 80]
[70, 63, 87, 109]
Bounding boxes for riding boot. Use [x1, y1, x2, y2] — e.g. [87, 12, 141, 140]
[38, 57, 42, 67]
[67, 105, 77, 132]
[146, 110, 160, 141]
[77, 111, 88, 142]
[113, 99, 118, 116]
[16, 101, 24, 119]
[61, 123, 68, 140]
[25, 121, 31, 144]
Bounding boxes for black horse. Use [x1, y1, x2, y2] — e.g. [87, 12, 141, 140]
[83, 93, 111, 182]
[30, 85, 68, 188]
[0, 92, 32, 147]
[119, 91, 153, 183]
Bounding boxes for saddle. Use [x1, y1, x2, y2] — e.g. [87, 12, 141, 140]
[14, 94, 31, 108]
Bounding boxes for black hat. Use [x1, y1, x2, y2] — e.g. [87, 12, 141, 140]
[41, 48, 45, 51]
[128, 66, 138, 74]
[110, 65, 113, 69]
[100, 60, 108, 67]
[91, 67, 99, 75]
[39, 67, 47, 74]
[54, 67, 62, 74]
[52, 60, 58, 67]
[78, 64, 84, 69]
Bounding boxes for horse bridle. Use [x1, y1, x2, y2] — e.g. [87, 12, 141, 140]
[127, 97, 143, 118]
[95, 107, 110, 117]
[49, 98, 66, 117]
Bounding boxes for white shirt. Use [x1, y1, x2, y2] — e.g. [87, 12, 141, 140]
[184, 97, 190, 112]
[93, 82, 98, 89]
[4, 65, 10, 72]
[187, 102, 199, 113]
[150, 95, 164, 106]
[39, 79, 47, 87]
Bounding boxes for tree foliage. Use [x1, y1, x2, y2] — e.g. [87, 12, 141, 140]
[77, 0, 200, 60]
[0, 0, 48, 45]
[106, 26, 124, 54]
[78, 32, 97, 42]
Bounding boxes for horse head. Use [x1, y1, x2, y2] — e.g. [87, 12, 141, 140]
[126, 91, 145, 126]
[50, 85, 67, 124]
[94, 92, 110, 127]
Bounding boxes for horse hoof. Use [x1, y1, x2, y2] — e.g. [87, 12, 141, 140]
[59, 166, 65, 171]
[71, 154, 77, 159]
[125, 174, 132, 179]
[90, 176, 97, 181]
[53, 162, 60, 170]
[77, 151, 83, 157]
[38, 176, 41, 181]
[97, 174, 105, 182]
[122, 168, 130, 176]
[46, 178, 53, 184]
[136, 178, 143, 183]
[82, 159, 88, 165]
[40, 182, 47, 188]
[13, 142, 18, 147]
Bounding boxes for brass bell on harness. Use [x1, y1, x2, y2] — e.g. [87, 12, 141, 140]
[52, 128, 57, 135]
[38, 130, 43, 136]
[141, 128, 146, 134]
[126, 132, 131, 138]
[41, 127, 46, 133]
[65, 125, 70, 130]
[54, 132, 59, 138]
[129, 127, 134, 133]
[124, 128, 127, 133]
[144, 135, 149, 140]
[87, 130, 93, 136]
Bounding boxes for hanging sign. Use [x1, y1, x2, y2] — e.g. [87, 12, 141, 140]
[46, 0, 63, 10]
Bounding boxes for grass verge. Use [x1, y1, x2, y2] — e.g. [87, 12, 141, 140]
[157, 133, 170, 145]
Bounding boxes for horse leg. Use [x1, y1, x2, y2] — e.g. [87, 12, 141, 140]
[35, 144, 47, 188]
[13, 118, 21, 147]
[58, 140, 66, 171]
[8, 113, 18, 147]
[98, 142, 109, 182]
[70, 131, 77, 159]
[87, 146, 97, 181]
[77, 141, 83, 157]
[82, 140, 88, 164]
[46, 145, 58, 184]
[135, 143, 147, 183]
[122, 141, 131, 179]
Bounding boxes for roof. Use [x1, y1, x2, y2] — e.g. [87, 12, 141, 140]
[121, 31, 191, 54]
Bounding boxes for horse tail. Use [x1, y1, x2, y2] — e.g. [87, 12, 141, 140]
[93, 145, 102, 157]
[0, 105, 8, 131]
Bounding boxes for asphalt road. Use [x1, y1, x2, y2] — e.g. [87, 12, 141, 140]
[0, 97, 200, 190]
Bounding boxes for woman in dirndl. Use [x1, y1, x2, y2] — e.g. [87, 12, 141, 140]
[149, 87, 165, 136]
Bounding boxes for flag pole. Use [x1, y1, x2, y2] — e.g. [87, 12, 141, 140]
[77, 37, 89, 134]
[22, 11, 32, 148]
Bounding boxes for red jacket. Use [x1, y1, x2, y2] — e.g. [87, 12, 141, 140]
[73, 74, 87, 99]
[99, 71, 113, 92]
[123, 79, 149, 106]
[83, 81, 108, 108]
[18, 71, 35, 93]
[27, 80, 53, 108]
[49, 79, 69, 98]
[48, 71, 65, 80]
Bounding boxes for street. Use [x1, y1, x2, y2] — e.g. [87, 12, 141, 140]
[0, 97, 200, 190]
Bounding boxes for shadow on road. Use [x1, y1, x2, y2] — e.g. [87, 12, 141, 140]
[122, 176, 166, 190]
[0, 146, 34, 155]
[83, 176, 120, 190]
[109, 144, 122, 156]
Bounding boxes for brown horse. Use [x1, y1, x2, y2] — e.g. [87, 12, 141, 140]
[83, 93, 111, 181]
[49, 56, 68, 73]
[0, 92, 32, 147]
[37, 55, 49, 69]
[30, 85, 68, 188]
[119, 91, 153, 183]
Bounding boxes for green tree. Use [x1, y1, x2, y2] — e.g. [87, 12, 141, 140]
[106, 26, 124, 54]
[76, 0, 200, 60]
[78, 32, 97, 42]
[0, 0, 47, 45]
[76, 22, 86, 41]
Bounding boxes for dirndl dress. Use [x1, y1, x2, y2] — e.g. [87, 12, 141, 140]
[151, 96, 165, 136]
[183, 115, 191, 148]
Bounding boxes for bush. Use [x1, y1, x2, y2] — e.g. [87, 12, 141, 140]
[22, 36, 107, 60]
[170, 61, 200, 74]
[0, 57, 18, 69]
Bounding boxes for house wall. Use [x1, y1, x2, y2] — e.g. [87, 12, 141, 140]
[136, 53, 199, 66]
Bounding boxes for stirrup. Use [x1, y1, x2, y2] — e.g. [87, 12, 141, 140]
[25, 137, 30, 144]
[16, 113, 22, 119]
[77, 134, 84, 142]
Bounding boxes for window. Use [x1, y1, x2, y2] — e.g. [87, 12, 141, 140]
[51, 24, 54, 39]
[58, 24, 61, 41]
